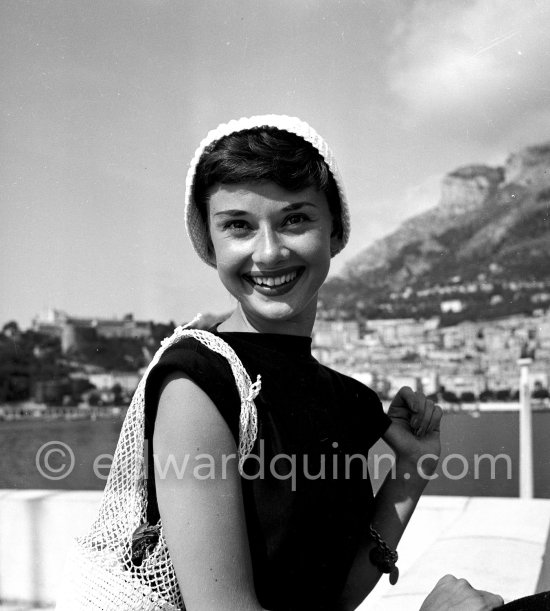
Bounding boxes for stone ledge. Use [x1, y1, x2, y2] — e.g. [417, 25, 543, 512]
[1, 491, 549, 608]
[0, 490, 102, 605]
[362, 496, 550, 610]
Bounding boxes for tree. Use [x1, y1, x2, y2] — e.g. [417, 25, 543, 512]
[88, 391, 101, 406]
[442, 390, 459, 403]
[2, 321, 21, 338]
[112, 383, 124, 406]
[496, 389, 512, 401]
[532, 387, 550, 400]
[479, 389, 495, 402]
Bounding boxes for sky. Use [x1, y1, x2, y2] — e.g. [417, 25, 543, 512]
[2, 0, 550, 328]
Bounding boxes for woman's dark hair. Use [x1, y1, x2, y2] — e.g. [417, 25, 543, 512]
[193, 127, 342, 239]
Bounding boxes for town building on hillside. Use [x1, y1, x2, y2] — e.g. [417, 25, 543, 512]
[312, 319, 361, 349]
[440, 299, 464, 313]
[32, 308, 154, 352]
[87, 370, 140, 394]
[438, 373, 486, 398]
[311, 306, 550, 401]
[363, 318, 434, 347]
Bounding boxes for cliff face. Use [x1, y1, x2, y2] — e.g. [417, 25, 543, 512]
[440, 165, 504, 215]
[505, 143, 550, 190]
[322, 141, 550, 319]
[343, 164, 503, 281]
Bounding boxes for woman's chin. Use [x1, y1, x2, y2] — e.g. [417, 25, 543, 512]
[237, 296, 318, 334]
[248, 303, 295, 323]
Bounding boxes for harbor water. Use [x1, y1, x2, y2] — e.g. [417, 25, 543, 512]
[1, 410, 550, 497]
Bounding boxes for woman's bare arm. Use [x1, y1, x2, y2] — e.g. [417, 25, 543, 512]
[336, 433, 431, 610]
[154, 372, 266, 611]
[337, 387, 443, 610]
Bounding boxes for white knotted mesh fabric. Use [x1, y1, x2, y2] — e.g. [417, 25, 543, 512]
[56, 324, 261, 610]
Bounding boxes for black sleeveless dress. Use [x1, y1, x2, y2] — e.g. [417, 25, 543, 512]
[144, 329, 391, 611]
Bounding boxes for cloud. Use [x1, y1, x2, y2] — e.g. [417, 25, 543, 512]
[387, 0, 550, 135]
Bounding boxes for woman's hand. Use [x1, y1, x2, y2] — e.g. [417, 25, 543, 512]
[419, 574, 504, 610]
[383, 386, 442, 476]
[343, 390, 443, 608]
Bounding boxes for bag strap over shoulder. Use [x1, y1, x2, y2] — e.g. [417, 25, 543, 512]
[142, 319, 262, 526]
[147, 318, 262, 473]
[92, 316, 262, 537]
[67, 316, 260, 611]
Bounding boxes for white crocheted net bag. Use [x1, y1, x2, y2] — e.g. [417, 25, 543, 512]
[56, 323, 261, 611]
[184, 114, 351, 268]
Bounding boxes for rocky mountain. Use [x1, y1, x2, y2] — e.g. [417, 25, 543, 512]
[320, 142, 550, 321]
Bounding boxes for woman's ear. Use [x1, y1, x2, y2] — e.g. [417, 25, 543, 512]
[206, 236, 216, 265]
[204, 202, 216, 264]
[329, 216, 342, 251]
[330, 232, 340, 253]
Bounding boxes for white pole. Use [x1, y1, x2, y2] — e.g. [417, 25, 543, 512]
[518, 357, 534, 499]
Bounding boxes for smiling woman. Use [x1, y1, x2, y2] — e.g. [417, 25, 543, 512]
[139, 116, 447, 611]
[58, 116, 499, 611]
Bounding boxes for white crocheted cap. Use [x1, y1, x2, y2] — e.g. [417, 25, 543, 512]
[184, 114, 350, 267]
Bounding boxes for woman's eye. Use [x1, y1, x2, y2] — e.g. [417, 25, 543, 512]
[285, 214, 308, 226]
[224, 220, 250, 233]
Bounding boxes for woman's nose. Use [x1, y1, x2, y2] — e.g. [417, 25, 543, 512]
[252, 227, 288, 266]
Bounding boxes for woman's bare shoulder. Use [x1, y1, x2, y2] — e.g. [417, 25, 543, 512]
[155, 371, 234, 455]
[153, 373, 264, 611]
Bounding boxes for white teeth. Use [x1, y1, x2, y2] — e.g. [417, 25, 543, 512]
[250, 270, 298, 287]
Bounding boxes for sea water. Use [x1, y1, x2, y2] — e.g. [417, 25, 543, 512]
[1, 411, 550, 497]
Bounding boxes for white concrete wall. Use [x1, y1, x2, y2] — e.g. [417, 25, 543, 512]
[0, 490, 101, 605]
[362, 496, 550, 610]
[0, 491, 549, 608]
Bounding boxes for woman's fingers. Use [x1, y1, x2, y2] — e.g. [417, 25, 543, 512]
[420, 575, 504, 610]
[412, 393, 429, 435]
[387, 386, 417, 424]
[418, 400, 443, 437]
[409, 392, 443, 437]
[388, 386, 443, 437]
[389, 386, 416, 410]
[478, 589, 505, 608]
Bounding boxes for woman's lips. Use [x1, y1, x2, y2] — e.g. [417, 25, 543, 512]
[244, 268, 304, 295]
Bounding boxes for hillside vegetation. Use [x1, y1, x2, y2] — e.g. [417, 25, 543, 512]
[320, 142, 550, 322]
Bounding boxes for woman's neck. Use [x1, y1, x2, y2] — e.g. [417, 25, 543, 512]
[218, 303, 315, 337]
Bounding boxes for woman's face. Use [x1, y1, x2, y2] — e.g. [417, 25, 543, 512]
[207, 181, 336, 335]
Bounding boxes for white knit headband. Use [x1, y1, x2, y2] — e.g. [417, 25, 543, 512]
[184, 114, 350, 267]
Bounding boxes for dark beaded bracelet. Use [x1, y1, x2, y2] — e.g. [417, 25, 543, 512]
[369, 525, 399, 585]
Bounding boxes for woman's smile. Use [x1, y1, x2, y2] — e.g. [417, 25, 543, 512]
[243, 267, 304, 295]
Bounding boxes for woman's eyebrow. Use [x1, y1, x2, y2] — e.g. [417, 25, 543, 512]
[282, 202, 317, 211]
[213, 209, 248, 217]
[213, 202, 317, 217]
